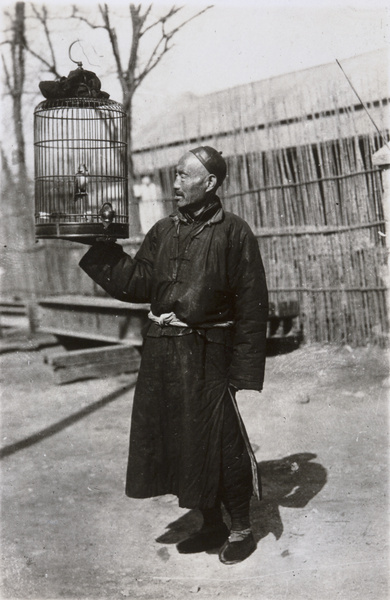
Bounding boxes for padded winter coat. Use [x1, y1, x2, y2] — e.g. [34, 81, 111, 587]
[79, 198, 268, 391]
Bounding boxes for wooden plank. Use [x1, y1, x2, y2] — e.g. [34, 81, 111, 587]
[0, 334, 58, 354]
[38, 318, 146, 346]
[49, 344, 140, 368]
[40, 326, 135, 345]
[37, 295, 150, 346]
[0, 315, 30, 330]
[38, 295, 150, 311]
[49, 344, 141, 384]
[53, 362, 138, 385]
[0, 305, 26, 315]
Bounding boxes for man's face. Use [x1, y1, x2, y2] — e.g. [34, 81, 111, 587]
[173, 153, 211, 208]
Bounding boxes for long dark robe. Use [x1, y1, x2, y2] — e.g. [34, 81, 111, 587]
[79, 199, 268, 509]
[126, 328, 233, 507]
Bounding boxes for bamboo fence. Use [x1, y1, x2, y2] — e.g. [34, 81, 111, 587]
[131, 53, 389, 346]
[145, 129, 388, 346]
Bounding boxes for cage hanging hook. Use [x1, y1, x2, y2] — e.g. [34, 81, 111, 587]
[69, 40, 83, 68]
[69, 39, 101, 68]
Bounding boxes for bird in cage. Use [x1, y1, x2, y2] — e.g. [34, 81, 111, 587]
[74, 164, 89, 200]
[99, 202, 116, 229]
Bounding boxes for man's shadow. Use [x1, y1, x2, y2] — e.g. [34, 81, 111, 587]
[155, 453, 327, 547]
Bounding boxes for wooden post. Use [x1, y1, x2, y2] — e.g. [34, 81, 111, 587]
[373, 145, 390, 249]
[372, 144, 390, 333]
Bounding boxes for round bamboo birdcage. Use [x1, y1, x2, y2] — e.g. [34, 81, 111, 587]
[34, 96, 129, 239]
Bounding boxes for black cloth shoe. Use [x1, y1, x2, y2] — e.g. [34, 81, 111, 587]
[176, 522, 229, 554]
[218, 531, 256, 565]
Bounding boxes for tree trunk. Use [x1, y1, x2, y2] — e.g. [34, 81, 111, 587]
[124, 94, 141, 237]
[13, 2, 27, 183]
[11, 2, 38, 330]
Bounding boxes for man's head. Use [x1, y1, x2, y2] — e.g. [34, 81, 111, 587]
[173, 146, 227, 209]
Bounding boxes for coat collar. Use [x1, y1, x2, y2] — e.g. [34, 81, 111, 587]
[170, 196, 224, 228]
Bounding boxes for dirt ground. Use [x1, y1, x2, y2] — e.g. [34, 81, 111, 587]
[0, 329, 389, 600]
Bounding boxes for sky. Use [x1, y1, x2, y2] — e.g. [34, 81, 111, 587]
[138, 0, 389, 95]
[13, 0, 388, 98]
[19, 0, 387, 128]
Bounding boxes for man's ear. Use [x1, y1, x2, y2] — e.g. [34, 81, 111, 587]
[206, 174, 218, 193]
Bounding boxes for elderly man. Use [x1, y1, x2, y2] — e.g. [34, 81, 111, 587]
[79, 146, 268, 564]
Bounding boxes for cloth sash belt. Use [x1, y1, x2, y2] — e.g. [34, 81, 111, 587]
[148, 311, 234, 329]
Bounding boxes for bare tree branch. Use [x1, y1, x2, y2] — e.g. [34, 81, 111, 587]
[136, 4, 153, 36]
[160, 5, 212, 43]
[99, 3, 124, 79]
[139, 5, 182, 38]
[0, 144, 13, 186]
[30, 6, 57, 72]
[134, 5, 212, 90]
[134, 28, 169, 88]
[24, 4, 61, 77]
[1, 3, 27, 181]
[71, 5, 107, 30]
[126, 4, 144, 84]
[1, 53, 13, 94]
[22, 44, 60, 77]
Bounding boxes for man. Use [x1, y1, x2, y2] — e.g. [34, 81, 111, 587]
[79, 146, 268, 564]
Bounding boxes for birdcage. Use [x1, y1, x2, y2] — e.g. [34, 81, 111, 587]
[34, 96, 129, 239]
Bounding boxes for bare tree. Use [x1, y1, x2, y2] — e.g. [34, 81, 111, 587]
[2, 2, 27, 183]
[69, 3, 211, 231]
[23, 3, 63, 80]
[17, 2, 211, 179]
[1, 1, 36, 241]
[16, 2, 211, 232]
[71, 3, 212, 179]
[1, 2, 67, 182]
[1, 2, 38, 327]
[0, 2, 211, 314]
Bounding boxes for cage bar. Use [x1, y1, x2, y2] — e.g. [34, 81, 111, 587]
[34, 97, 129, 239]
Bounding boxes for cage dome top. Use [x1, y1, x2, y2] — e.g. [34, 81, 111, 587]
[34, 96, 126, 114]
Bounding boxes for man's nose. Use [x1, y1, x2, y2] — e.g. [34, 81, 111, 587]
[173, 175, 180, 190]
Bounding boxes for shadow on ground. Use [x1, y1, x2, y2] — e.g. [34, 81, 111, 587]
[0, 378, 137, 459]
[155, 453, 327, 549]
